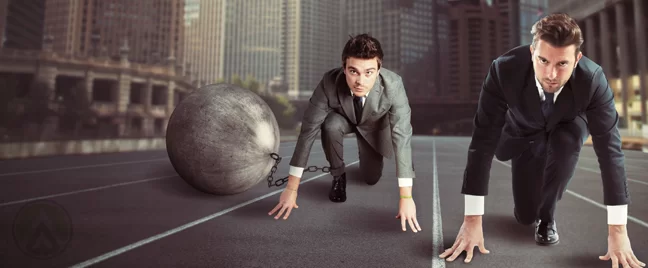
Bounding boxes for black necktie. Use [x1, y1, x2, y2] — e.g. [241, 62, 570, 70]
[353, 96, 364, 123]
[542, 91, 554, 120]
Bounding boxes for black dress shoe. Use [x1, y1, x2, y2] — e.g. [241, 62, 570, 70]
[535, 220, 559, 245]
[329, 173, 346, 202]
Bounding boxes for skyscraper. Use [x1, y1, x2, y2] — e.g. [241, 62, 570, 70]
[519, 0, 548, 44]
[283, 0, 344, 99]
[222, 0, 284, 88]
[183, 0, 226, 86]
[0, 0, 46, 50]
[448, 0, 510, 101]
[344, 0, 444, 103]
[42, 0, 185, 65]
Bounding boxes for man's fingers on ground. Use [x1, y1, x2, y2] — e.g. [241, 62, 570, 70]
[465, 246, 475, 263]
[268, 203, 281, 215]
[275, 205, 287, 220]
[408, 218, 417, 233]
[283, 207, 293, 220]
[412, 217, 422, 231]
[448, 241, 467, 261]
[478, 240, 490, 254]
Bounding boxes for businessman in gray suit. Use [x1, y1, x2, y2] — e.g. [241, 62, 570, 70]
[268, 33, 421, 233]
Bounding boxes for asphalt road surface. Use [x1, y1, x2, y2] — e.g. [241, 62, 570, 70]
[0, 136, 646, 268]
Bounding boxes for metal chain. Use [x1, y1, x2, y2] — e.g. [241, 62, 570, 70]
[267, 153, 330, 187]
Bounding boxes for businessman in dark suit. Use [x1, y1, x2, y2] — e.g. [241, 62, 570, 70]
[440, 14, 645, 268]
[268, 34, 422, 233]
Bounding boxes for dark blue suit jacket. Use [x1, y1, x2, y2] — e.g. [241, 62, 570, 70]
[461, 45, 630, 206]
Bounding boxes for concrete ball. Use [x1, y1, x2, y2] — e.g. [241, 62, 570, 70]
[166, 83, 280, 195]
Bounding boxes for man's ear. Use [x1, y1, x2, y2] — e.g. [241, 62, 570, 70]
[574, 51, 583, 68]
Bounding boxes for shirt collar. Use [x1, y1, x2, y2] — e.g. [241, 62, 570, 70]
[350, 89, 369, 98]
[534, 75, 564, 101]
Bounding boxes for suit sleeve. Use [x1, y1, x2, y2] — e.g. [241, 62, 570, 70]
[585, 68, 630, 206]
[461, 60, 509, 196]
[289, 77, 332, 170]
[388, 77, 415, 179]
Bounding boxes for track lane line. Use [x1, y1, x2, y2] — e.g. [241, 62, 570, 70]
[431, 138, 446, 268]
[450, 141, 648, 229]
[0, 140, 357, 177]
[68, 160, 360, 268]
[576, 166, 648, 187]
[0, 158, 169, 177]
[0, 175, 178, 207]
[494, 160, 648, 229]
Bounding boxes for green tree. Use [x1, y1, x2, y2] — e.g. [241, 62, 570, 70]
[22, 80, 57, 140]
[59, 81, 96, 137]
[228, 74, 296, 129]
[0, 74, 19, 129]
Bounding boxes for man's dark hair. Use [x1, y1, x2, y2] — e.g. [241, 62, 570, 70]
[341, 33, 384, 69]
[531, 13, 584, 56]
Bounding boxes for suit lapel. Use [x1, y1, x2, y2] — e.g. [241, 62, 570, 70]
[359, 76, 382, 125]
[336, 74, 357, 124]
[524, 72, 545, 124]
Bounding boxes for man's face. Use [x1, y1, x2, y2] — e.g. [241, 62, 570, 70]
[344, 57, 380, 97]
[530, 40, 582, 93]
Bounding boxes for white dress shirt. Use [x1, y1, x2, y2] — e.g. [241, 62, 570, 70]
[288, 89, 413, 187]
[464, 76, 628, 225]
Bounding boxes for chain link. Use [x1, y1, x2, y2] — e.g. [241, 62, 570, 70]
[267, 153, 330, 187]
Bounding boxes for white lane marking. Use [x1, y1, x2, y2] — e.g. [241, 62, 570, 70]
[0, 158, 169, 177]
[0, 175, 179, 207]
[69, 160, 360, 268]
[564, 190, 648, 229]
[432, 138, 446, 268]
[0, 140, 352, 177]
[495, 160, 648, 229]
[576, 166, 648, 187]
[449, 140, 648, 228]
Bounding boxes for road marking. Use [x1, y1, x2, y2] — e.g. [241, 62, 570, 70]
[579, 155, 647, 163]
[576, 166, 648, 186]
[0, 175, 179, 207]
[0, 153, 310, 207]
[69, 160, 360, 268]
[564, 190, 648, 228]
[0, 140, 350, 178]
[432, 138, 446, 268]
[0, 158, 169, 177]
[448, 140, 648, 228]
[495, 160, 648, 229]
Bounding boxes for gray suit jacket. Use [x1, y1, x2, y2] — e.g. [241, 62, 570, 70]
[289, 67, 415, 179]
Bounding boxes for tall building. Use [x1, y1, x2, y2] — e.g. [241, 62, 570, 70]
[0, 0, 46, 50]
[435, 0, 451, 99]
[42, 0, 185, 66]
[494, 0, 521, 48]
[549, 0, 648, 133]
[344, 0, 444, 103]
[448, 0, 510, 101]
[183, 0, 225, 86]
[519, 0, 547, 44]
[222, 0, 284, 90]
[283, 0, 344, 99]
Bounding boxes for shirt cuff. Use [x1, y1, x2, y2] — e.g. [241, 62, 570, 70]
[464, 194, 485, 215]
[288, 166, 304, 178]
[398, 178, 412, 187]
[607, 205, 628, 225]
